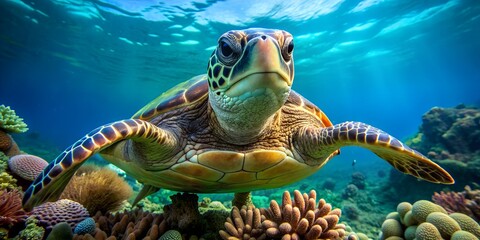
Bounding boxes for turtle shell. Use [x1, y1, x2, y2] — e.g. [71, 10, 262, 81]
[133, 74, 333, 128]
[132, 75, 208, 121]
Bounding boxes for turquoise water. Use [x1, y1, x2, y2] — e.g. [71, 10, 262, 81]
[1, 0, 479, 199]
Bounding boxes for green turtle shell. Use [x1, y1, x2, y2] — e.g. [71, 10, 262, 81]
[132, 75, 208, 121]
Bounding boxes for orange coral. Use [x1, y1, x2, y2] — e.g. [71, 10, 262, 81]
[60, 166, 133, 215]
[219, 205, 266, 239]
[0, 189, 26, 228]
[221, 190, 346, 240]
[262, 190, 345, 240]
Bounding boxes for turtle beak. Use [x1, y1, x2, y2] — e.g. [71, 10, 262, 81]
[226, 35, 292, 97]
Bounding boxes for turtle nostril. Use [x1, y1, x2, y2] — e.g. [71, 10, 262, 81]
[261, 35, 266, 40]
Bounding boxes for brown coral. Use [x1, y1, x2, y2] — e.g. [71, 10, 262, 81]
[0, 131, 20, 157]
[60, 166, 133, 215]
[163, 192, 206, 234]
[73, 208, 166, 240]
[219, 205, 266, 240]
[261, 190, 345, 240]
[432, 185, 480, 221]
[0, 189, 26, 227]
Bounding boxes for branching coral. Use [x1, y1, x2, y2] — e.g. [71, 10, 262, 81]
[0, 189, 26, 228]
[60, 166, 133, 215]
[221, 190, 346, 240]
[432, 185, 480, 221]
[0, 105, 28, 133]
[219, 205, 265, 239]
[0, 172, 19, 191]
[73, 208, 166, 240]
[261, 190, 345, 240]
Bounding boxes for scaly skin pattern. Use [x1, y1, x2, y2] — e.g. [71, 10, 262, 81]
[23, 28, 454, 211]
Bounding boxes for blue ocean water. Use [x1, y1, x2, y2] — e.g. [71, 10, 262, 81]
[1, 0, 479, 189]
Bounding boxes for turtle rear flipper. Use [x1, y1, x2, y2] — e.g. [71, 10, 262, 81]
[295, 121, 454, 184]
[22, 119, 179, 211]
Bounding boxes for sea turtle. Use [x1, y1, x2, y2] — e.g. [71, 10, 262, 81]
[23, 28, 454, 211]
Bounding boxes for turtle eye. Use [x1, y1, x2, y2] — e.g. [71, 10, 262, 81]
[217, 37, 241, 66]
[282, 37, 294, 61]
[220, 41, 233, 57]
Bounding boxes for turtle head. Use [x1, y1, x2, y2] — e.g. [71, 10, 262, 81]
[207, 28, 294, 142]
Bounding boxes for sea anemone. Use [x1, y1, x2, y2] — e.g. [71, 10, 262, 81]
[60, 166, 133, 215]
[0, 189, 26, 227]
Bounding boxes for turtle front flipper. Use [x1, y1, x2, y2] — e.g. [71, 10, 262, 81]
[294, 121, 454, 184]
[22, 119, 179, 211]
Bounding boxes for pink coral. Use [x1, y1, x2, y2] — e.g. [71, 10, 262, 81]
[31, 199, 90, 232]
[432, 185, 480, 221]
[8, 154, 48, 181]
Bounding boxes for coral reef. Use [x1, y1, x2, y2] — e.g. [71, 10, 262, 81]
[220, 190, 347, 240]
[60, 166, 133, 215]
[405, 105, 480, 184]
[163, 192, 206, 234]
[0, 105, 28, 133]
[321, 178, 336, 191]
[406, 104, 480, 162]
[7, 154, 48, 190]
[350, 172, 366, 190]
[30, 199, 90, 233]
[0, 189, 26, 228]
[382, 105, 480, 202]
[0, 105, 27, 157]
[0, 189, 26, 238]
[379, 199, 480, 239]
[159, 230, 182, 240]
[262, 190, 346, 239]
[46, 222, 73, 240]
[432, 185, 480, 221]
[8, 154, 48, 181]
[0, 152, 8, 172]
[17, 217, 45, 240]
[74, 217, 96, 235]
[342, 184, 359, 199]
[73, 208, 165, 240]
[0, 172, 19, 191]
[219, 205, 265, 239]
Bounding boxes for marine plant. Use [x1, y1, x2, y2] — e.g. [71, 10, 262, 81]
[60, 166, 133, 215]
